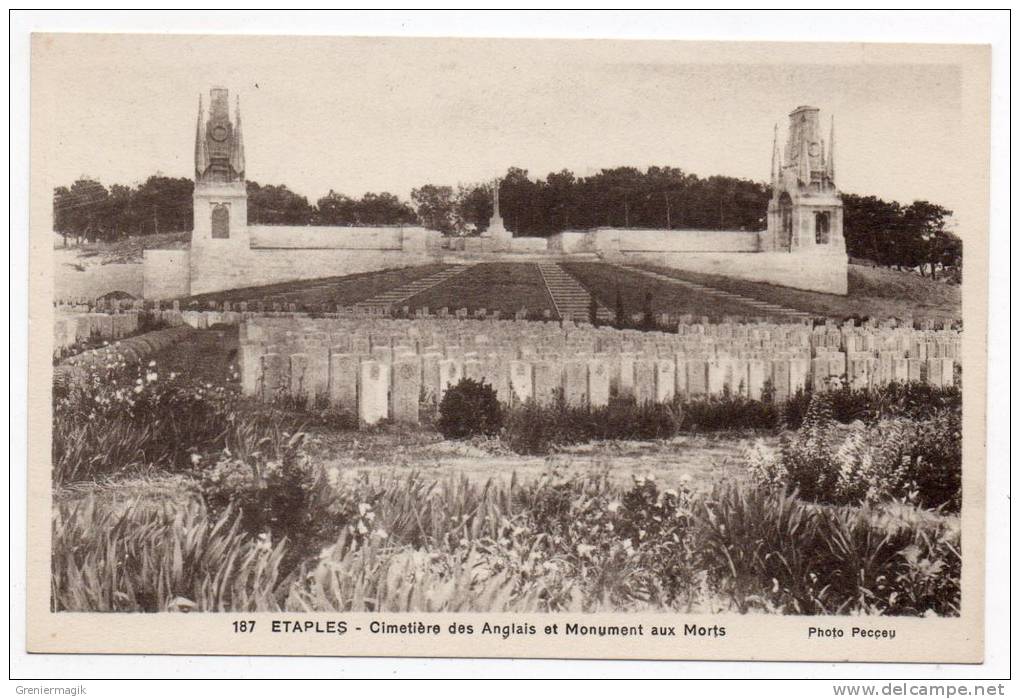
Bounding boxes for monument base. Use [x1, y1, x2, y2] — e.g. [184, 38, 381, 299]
[482, 214, 512, 252]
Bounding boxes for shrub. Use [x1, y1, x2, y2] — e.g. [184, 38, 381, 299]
[807, 381, 962, 426]
[502, 395, 683, 455]
[751, 394, 962, 512]
[681, 387, 779, 431]
[781, 387, 813, 429]
[895, 409, 962, 511]
[199, 429, 373, 572]
[502, 398, 564, 454]
[437, 378, 504, 439]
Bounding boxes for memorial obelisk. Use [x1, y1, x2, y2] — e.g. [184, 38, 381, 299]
[482, 177, 511, 252]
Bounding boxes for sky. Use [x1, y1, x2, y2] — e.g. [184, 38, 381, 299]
[32, 34, 978, 229]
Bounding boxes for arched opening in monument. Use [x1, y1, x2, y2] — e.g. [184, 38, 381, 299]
[815, 211, 830, 245]
[778, 193, 793, 251]
[211, 204, 230, 239]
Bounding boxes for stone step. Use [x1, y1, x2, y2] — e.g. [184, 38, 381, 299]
[355, 265, 474, 308]
[536, 263, 615, 322]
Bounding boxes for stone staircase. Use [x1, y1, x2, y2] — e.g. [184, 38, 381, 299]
[355, 264, 474, 309]
[538, 263, 614, 322]
[614, 264, 812, 320]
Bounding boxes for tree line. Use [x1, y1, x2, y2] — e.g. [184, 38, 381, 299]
[53, 176, 417, 242]
[53, 166, 961, 279]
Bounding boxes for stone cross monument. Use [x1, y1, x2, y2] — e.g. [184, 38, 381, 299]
[482, 177, 511, 252]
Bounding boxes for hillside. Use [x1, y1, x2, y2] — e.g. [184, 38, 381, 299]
[633, 263, 962, 322]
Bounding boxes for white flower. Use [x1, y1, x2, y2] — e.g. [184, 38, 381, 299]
[358, 502, 372, 516]
[133, 385, 143, 394]
[148, 360, 156, 367]
[190, 453, 202, 465]
[146, 372, 158, 383]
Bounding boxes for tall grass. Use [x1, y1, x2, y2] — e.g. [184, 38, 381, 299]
[52, 498, 287, 612]
[699, 484, 960, 615]
[53, 471, 960, 616]
[52, 360, 306, 486]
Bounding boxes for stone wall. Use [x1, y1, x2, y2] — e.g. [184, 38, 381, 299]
[509, 237, 550, 253]
[587, 228, 760, 254]
[244, 248, 436, 290]
[142, 249, 191, 299]
[626, 249, 849, 295]
[187, 240, 438, 295]
[185, 226, 441, 296]
[548, 231, 589, 253]
[238, 315, 959, 428]
[249, 225, 427, 250]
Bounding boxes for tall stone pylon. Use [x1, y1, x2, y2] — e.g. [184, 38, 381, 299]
[765, 105, 844, 254]
[482, 176, 511, 252]
[190, 86, 250, 295]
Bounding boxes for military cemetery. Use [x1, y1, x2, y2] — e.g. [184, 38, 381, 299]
[48, 62, 966, 621]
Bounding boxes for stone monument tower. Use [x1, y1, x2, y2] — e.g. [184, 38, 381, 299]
[764, 106, 845, 254]
[481, 177, 512, 252]
[190, 87, 250, 294]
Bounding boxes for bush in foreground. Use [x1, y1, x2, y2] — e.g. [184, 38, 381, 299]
[746, 394, 962, 512]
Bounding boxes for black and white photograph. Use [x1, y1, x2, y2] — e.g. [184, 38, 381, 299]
[20, 22, 996, 669]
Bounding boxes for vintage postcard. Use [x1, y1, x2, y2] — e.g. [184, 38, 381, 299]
[27, 33, 990, 662]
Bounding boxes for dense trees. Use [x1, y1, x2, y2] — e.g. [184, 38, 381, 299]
[842, 195, 960, 280]
[54, 175, 193, 243]
[444, 166, 770, 237]
[53, 166, 961, 279]
[54, 177, 417, 240]
[440, 166, 959, 278]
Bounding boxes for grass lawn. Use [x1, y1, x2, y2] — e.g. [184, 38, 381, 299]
[632, 262, 962, 322]
[148, 325, 240, 386]
[562, 262, 767, 321]
[404, 262, 556, 316]
[183, 263, 449, 307]
[306, 428, 760, 492]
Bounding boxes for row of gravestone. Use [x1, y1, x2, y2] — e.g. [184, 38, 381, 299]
[240, 316, 962, 363]
[55, 292, 960, 332]
[239, 317, 960, 427]
[54, 326, 196, 387]
[54, 307, 248, 355]
[54, 312, 142, 353]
